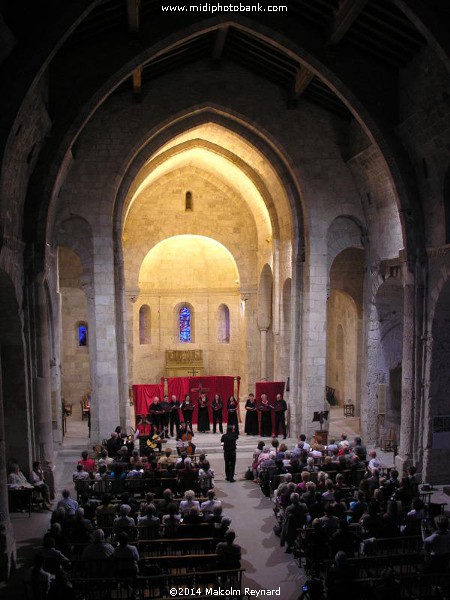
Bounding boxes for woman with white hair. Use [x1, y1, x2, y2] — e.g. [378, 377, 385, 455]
[113, 503, 137, 541]
[179, 490, 200, 515]
[304, 457, 318, 473]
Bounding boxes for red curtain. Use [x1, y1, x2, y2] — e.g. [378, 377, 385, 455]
[132, 384, 164, 434]
[254, 381, 286, 435]
[133, 377, 241, 426]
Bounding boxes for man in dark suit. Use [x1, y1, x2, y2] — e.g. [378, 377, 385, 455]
[221, 426, 239, 482]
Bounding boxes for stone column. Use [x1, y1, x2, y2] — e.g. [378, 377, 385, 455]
[114, 250, 130, 432]
[290, 254, 304, 439]
[300, 239, 328, 439]
[31, 277, 54, 463]
[84, 236, 121, 442]
[0, 352, 16, 580]
[396, 259, 416, 473]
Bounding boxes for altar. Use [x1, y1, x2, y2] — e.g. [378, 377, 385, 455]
[132, 375, 241, 427]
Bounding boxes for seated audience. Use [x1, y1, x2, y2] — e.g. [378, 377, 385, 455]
[78, 450, 96, 473]
[30, 461, 52, 510]
[112, 532, 140, 575]
[137, 504, 160, 539]
[56, 489, 78, 517]
[215, 530, 241, 569]
[179, 489, 200, 514]
[201, 489, 221, 514]
[81, 528, 114, 560]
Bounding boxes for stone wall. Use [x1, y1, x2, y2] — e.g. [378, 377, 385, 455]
[326, 289, 358, 407]
[59, 247, 91, 410]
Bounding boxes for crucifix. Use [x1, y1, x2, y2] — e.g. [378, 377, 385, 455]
[187, 367, 200, 376]
[190, 380, 210, 395]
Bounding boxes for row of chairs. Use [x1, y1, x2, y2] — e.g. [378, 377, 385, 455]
[74, 475, 213, 501]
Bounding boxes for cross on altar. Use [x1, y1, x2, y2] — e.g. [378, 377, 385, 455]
[187, 367, 200, 376]
[190, 381, 210, 395]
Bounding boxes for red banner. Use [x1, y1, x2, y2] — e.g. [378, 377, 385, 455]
[164, 376, 240, 424]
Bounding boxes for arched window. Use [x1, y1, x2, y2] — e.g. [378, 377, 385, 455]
[185, 191, 193, 211]
[77, 322, 88, 347]
[218, 304, 230, 343]
[139, 304, 151, 345]
[336, 325, 344, 360]
[179, 306, 192, 342]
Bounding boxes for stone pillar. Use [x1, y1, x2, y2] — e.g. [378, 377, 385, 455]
[260, 328, 268, 381]
[32, 277, 54, 463]
[114, 250, 130, 432]
[0, 352, 16, 581]
[300, 239, 328, 438]
[85, 237, 121, 442]
[290, 254, 304, 439]
[396, 260, 415, 473]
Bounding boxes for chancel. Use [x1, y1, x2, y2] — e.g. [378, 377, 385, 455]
[1, 0, 450, 592]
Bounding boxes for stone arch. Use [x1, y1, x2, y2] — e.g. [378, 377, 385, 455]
[327, 216, 365, 275]
[103, 104, 304, 256]
[139, 305, 151, 345]
[326, 247, 364, 420]
[54, 215, 93, 278]
[217, 304, 230, 344]
[26, 18, 422, 273]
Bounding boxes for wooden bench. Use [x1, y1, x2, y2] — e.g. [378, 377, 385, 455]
[70, 567, 245, 599]
[137, 537, 217, 557]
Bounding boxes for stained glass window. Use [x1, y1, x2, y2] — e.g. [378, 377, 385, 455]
[78, 323, 88, 347]
[179, 306, 191, 342]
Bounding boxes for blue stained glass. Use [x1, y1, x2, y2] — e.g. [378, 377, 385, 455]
[78, 324, 88, 347]
[179, 307, 191, 343]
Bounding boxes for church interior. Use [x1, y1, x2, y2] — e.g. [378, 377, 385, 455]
[1, 0, 450, 595]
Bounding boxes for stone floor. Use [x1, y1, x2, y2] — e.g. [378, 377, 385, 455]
[1, 408, 448, 599]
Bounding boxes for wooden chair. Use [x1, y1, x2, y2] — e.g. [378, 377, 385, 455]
[80, 393, 90, 421]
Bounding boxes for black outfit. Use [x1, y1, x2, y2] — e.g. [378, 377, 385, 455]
[159, 399, 170, 437]
[244, 399, 259, 435]
[273, 398, 287, 438]
[259, 402, 272, 437]
[197, 396, 210, 432]
[180, 400, 194, 428]
[106, 436, 121, 458]
[211, 397, 223, 433]
[221, 430, 239, 482]
[226, 399, 239, 434]
[148, 402, 162, 432]
[169, 399, 180, 437]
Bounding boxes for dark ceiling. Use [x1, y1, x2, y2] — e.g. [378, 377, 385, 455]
[22, 0, 427, 120]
